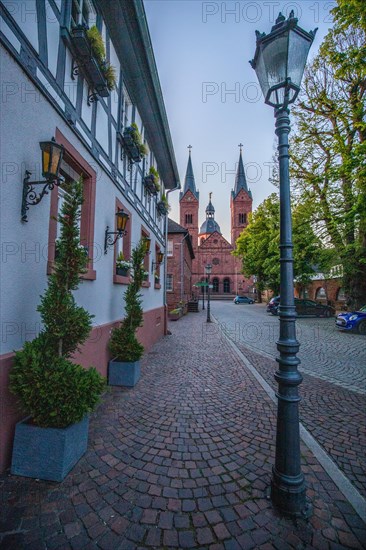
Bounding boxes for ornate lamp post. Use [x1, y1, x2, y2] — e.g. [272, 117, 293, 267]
[250, 11, 317, 517]
[205, 264, 212, 323]
[202, 282, 205, 310]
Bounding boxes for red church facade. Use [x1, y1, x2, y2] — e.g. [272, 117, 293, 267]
[178, 148, 254, 298]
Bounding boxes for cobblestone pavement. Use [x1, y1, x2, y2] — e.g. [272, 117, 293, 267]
[211, 302, 366, 395]
[1, 311, 366, 549]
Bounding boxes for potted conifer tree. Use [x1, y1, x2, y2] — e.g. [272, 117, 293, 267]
[108, 239, 146, 387]
[10, 179, 105, 482]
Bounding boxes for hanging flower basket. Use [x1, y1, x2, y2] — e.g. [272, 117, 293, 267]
[157, 201, 169, 216]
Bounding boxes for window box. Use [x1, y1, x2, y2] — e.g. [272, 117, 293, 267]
[118, 127, 142, 164]
[68, 25, 110, 98]
[116, 266, 129, 277]
[157, 201, 169, 216]
[143, 174, 159, 195]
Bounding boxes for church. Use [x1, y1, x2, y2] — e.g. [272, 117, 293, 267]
[179, 147, 254, 299]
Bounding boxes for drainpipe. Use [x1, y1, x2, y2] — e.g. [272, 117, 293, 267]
[180, 232, 190, 303]
[164, 182, 181, 334]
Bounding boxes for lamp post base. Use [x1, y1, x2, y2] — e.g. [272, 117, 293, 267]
[271, 469, 311, 518]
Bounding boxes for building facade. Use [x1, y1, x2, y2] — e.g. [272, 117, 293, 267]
[166, 219, 195, 310]
[179, 148, 253, 297]
[0, 0, 179, 472]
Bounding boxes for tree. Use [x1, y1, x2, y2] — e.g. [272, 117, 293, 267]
[109, 239, 147, 362]
[10, 179, 105, 428]
[234, 194, 322, 297]
[289, 9, 366, 308]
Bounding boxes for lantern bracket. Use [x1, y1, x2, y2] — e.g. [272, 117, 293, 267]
[104, 227, 127, 254]
[21, 171, 64, 223]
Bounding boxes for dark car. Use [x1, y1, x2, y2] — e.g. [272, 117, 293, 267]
[336, 305, 366, 334]
[267, 296, 335, 317]
[233, 295, 254, 304]
[266, 296, 280, 315]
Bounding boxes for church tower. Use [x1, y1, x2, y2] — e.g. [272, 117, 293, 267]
[180, 146, 199, 254]
[230, 145, 253, 246]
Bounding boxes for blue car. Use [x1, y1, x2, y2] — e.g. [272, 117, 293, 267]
[336, 305, 366, 334]
[233, 295, 254, 304]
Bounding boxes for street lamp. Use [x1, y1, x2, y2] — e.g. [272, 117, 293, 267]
[250, 11, 317, 517]
[202, 280, 205, 310]
[205, 264, 212, 323]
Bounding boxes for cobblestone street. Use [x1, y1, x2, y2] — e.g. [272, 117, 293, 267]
[1, 310, 365, 549]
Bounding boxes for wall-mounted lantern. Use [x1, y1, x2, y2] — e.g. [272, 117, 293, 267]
[104, 209, 130, 254]
[21, 138, 64, 222]
[151, 251, 164, 272]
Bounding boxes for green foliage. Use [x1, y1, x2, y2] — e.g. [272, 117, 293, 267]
[130, 123, 148, 158]
[86, 26, 116, 90]
[87, 25, 106, 64]
[109, 239, 147, 362]
[290, 15, 366, 307]
[332, 0, 366, 33]
[10, 336, 105, 428]
[11, 179, 105, 428]
[234, 194, 323, 295]
[149, 166, 161, 191]
[103, 62, 117, 91]
[37, 179, 93, 357]
[160, 193, 170, 211]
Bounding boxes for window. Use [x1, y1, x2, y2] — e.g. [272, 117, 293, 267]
[167, 240, 174, 257]
[48, 129, 96, 280]
[141, 228, 150, 283]
[239, 213, 247, 224]
[71, 0, 95, 27]
[337, 287, 346, 301]
[223, 278, 230, 293]
[166, 274, 173, 291]
[114, 199, 131, 283]
[316, 287, 327, 300]
[212, 278, 219, 293]
[185, 213, 193, 224]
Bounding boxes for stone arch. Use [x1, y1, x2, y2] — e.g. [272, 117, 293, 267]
[315, 286, 327, 301]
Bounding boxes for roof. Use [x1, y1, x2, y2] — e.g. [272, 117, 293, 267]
[199, 218, 221, 235]
[206, 199, 215, 213]
[232, 150, 252, 199]
[180, 152, 199, 201]
[167, 218, 195, 259]
[97, 0, 179, 189]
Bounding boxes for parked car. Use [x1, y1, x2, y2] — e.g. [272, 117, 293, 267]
[233, 295, 254, 304]
[267, 296, 335, 317]
[336, 305, 366, 334]
[266, 296, 280, 315]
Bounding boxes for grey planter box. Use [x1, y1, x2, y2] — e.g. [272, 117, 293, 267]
[11, 416, 89, 482]
[108, 359, 140, 387]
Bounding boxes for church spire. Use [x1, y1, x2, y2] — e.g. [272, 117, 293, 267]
[232, 145, 252, 199]
[180, 145, 199, 201]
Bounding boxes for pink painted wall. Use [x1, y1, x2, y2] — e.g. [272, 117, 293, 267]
[0, 306, 165, 474]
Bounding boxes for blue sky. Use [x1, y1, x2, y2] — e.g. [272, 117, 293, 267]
[144, 1, 335, 241]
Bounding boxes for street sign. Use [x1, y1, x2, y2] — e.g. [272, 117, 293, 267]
[195, 282, 209, 287]
[209, 284, 213, 289]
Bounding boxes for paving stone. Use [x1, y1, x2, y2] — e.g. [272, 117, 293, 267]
[1, 310, 365, 550]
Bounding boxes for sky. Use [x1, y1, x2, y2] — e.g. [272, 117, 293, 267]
[144, 0, 335, 241]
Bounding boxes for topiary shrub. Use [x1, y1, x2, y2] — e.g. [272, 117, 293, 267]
[10, 335, 105, 428]
[10, 178, 106, 428]
[109, 239, 147, 362]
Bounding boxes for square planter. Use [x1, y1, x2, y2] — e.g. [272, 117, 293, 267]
[116, 267, 129, 277]
[108, 359, 140, 387]
[11, 416, 89, 482]
[118, 128, 142, 163]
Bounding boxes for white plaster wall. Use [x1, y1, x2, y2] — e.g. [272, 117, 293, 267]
[2, 0, 39, 52]
[64, 49, 78, 107]
[95, 102, 109, 153]
[45, 0, 59, 78]
[0, 46, 164, 355]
